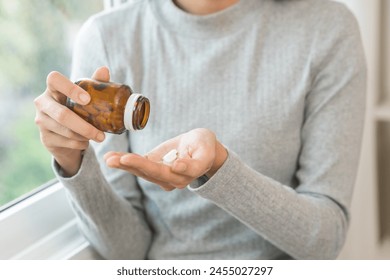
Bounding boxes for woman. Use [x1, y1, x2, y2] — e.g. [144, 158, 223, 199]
[34, 0, 366, 259]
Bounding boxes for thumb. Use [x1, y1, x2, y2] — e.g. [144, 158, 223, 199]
[171, 157, 207, 178]
[92, 66, 110, 82]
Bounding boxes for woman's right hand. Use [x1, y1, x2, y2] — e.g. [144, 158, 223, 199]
[34, 67, 109, 177]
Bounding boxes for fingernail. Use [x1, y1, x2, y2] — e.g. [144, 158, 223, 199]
[174, 162, 187, 172]
[79, 92, 90, 104]
[96, 132, 105, 142]
[120, 154, 134, 165]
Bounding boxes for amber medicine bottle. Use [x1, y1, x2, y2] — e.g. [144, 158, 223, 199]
[66, 79, 150, 134]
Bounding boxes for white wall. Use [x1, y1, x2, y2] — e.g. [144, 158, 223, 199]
[335, 0, 390, 259]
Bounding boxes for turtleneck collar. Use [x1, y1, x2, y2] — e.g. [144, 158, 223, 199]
[149, 0, 262, 39]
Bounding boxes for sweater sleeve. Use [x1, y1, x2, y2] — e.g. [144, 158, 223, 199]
[53, 16, 151, 259]
[189, 5, 367, 259]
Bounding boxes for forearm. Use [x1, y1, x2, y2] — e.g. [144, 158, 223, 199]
[53, 146, 152, 259]
[190, 150, 348, 260]
[54, 151, 83, 177]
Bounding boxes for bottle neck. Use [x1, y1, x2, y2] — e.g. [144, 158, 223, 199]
[124, 93, 142, 131]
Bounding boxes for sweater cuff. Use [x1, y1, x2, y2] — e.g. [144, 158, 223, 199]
[188, 148, 241, 198]
[52, 146, 100, 194]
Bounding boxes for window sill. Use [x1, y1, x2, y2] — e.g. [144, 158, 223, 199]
[0, 181, 100, 260]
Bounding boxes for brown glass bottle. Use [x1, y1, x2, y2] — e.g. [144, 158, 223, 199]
[66, 79, 150, 134]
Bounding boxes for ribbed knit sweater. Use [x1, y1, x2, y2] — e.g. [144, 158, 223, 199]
[53, 0, 366, 259]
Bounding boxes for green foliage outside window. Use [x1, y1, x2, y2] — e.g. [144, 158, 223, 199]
[0, 0, 103, 206]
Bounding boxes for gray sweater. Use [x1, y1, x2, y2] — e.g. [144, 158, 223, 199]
[54, 0, 366, 259]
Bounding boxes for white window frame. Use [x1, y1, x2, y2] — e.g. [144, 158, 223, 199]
[0, 0, 111, 261]
[0, 181, 100, 259]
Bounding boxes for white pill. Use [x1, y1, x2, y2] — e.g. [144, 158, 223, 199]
[162, 149, 178, 165]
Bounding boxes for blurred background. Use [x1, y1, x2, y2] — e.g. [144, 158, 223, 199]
[334, 0, 390, 259]
[0, 0, 103, 205]
[0, 0, 388, 259]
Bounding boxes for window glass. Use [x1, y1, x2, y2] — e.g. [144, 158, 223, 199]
[0, 0, 103, 207]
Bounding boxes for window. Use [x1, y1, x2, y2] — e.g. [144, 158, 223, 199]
[0, 0, 103, 208]
[377, 0, 390, 242]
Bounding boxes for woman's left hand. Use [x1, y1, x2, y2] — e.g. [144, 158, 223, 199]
[104, 128, 228, 191]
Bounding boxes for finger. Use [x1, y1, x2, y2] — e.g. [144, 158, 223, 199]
[124, 166, 177, 191]
[91, 66, 110, 82]
[171, 158, 209, 178]
[38, 94, 105, 142]
[120, 153, 173, 178]
[105, 155, 177, 190]
[176, 145, 193, 160]
[40, 130, 89, 150]
[145, 136, 180, 162]
[159, 185, 176, 192]
[103, 151, 125, 161]
[46, 71, 90, 105]
[105, 153, 122, 167]
[35, 111, 88, 141]
[119, 153, 192, 188]
[171, 144, 215, 177]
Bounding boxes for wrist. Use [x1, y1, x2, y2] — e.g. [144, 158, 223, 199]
[206, 140, 227, 178]
[55, 150, 83, 177]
